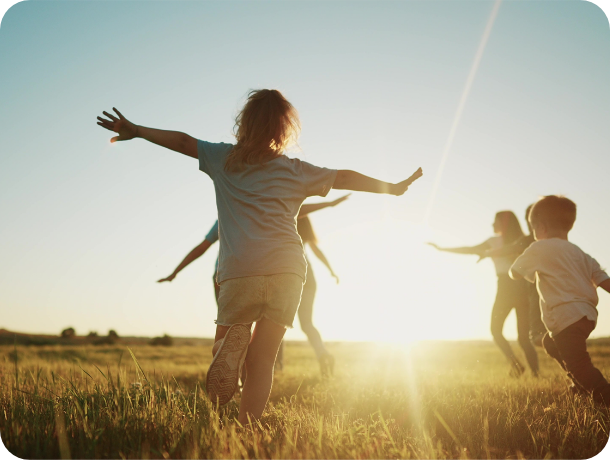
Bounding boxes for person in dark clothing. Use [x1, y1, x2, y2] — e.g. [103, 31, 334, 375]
[480, 205, 547, 346]
[429, 211, 539, 377]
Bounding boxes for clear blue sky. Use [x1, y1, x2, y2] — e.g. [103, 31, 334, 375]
[1, 1, 609, 342]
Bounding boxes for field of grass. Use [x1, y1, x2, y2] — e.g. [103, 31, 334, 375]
[1, 339, 609, 459]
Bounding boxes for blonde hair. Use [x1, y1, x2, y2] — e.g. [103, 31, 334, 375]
[224, 89, 301, 172]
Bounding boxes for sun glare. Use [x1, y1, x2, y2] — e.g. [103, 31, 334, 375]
[286, 218, 496, 345]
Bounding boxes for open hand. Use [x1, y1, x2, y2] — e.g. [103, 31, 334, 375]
[97, 108, 139, 143]
[331, 194, 351, 207]
[157, 274, 176, 283]
[393, 167, 423, 196]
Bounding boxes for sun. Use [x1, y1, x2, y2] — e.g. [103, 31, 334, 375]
[286, 218, 496, 344]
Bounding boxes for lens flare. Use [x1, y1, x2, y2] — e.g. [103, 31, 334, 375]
[424, 0, 503, 225]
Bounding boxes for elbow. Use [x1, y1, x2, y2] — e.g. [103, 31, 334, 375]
[333, 170, 350, 190]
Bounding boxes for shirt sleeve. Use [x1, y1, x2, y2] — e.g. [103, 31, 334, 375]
[198, 140, 233, 178]
[510, 243, 541, 283]
[205, 220, 219, 244]
[197, 140, 213, 177]
[299, 160, 338, 197]
[590, 256, 610, 286]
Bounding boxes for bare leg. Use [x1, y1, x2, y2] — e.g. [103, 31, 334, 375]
[238, 317, 286, 424]
[212, 325, 230, 356]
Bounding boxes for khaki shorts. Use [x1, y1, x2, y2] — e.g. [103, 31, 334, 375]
[216, 273, 304, 328]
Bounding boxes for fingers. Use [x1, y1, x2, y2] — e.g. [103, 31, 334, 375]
[103, 111, 119, 122]
[113, 107, 125, 120]
[97, 122, 114, 132]
[110, 136, 119, 143]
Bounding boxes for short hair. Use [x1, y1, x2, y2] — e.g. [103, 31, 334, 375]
[529, 195, 577, 232]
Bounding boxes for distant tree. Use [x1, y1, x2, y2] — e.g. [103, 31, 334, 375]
[60, 327, 75, 339]
[150, 334, 173, 347]
[87, 331, 98, 339]
[92, 329, 120, 346]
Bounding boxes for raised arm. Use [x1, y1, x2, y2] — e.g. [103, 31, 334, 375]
[158, 239, 213, 283]
[427, 241, 489, 257]
[299, 194, 350, 218]
[97, 108, 198, 159]
[333, 168, 422, 195]
[309, 242, 339, 283]
[479, 237, 531, 263]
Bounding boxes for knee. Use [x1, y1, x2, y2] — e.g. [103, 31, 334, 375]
[518, 335, 533, 350]
[300, 321, 315, 335]
[490, 323, 502, 339]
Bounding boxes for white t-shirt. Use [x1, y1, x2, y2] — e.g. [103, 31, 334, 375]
[198, 141, 337, 282]
[485, 236, 516, 276]
[510, 238, 609, 336]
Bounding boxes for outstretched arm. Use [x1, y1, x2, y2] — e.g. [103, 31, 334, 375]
[599, 279, 610, 294]
[158, 239, 213, 283]
[478, 237, 531, 263]
[97, 108, 198, 159]
[333, 168, 422, 196]
[309, 242, 339, 283]
[299, 194, 350, 218]
[427, 241, 489, 257]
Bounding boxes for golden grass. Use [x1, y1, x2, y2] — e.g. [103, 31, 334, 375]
[1, 340, 609, 459]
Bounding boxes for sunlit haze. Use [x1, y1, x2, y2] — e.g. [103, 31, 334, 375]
[1, 1, 609, 343]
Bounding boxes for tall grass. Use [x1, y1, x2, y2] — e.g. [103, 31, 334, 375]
[1, 340, 609, 458]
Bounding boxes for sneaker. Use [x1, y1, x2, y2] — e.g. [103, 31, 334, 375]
[319, 354, 335, 377]
[206, 324, 251, 406]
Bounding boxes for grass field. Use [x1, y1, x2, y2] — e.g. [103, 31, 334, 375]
[1, 339, 609, 459]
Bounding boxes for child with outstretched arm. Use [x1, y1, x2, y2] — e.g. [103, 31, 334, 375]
[157, 194, 350, 300]
[97, 89, 422, 424]
[510, 195, 610, 404]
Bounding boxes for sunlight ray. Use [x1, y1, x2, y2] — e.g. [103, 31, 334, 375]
[424, 0, 503, 225]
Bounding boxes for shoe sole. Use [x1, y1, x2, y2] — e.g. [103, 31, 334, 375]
[206, 324, 251, 406]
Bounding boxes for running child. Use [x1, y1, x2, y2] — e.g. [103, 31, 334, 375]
[157, 196, 349, 372]
[157, 194, 350, 302]
[510, 196, 610, 403]
[97, 89, 422, 423]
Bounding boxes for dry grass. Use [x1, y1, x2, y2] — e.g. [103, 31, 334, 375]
[1, 339, 609, 458]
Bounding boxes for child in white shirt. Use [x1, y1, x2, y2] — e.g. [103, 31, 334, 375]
[510, 196, 610, 404]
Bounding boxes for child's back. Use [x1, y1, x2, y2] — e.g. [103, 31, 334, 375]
[510, 195, 610, 405]
[198, 140, 336, 282]
[512, 238, 608, 336]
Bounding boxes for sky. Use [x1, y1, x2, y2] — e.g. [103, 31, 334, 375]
[1, 1, 609, 344]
